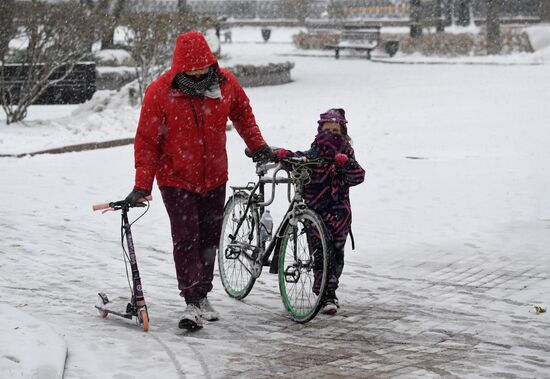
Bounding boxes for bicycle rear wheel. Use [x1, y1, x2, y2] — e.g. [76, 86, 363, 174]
[218, 193, 260, 300]
[278, 209, 330, 323]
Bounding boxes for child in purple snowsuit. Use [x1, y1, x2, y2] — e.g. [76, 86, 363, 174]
[275, 108, 365, 315]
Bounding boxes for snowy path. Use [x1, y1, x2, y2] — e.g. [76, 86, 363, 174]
[2, 28, 550, 377]
[1, 144, 549, 378]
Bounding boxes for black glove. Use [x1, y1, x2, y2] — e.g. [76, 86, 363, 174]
[124, 188, 149, 207]
[251, 145, 277, 163]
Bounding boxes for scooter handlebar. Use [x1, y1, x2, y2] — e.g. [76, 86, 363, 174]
[92, 195, 152, 212]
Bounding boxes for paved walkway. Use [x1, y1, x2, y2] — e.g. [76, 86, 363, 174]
[177, 256, 550, 378]
[2, 200, 548, 378]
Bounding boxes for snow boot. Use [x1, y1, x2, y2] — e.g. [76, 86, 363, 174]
[179, 303, 203, 330]
[321, 289, 339, 315]
[321, 299, 338, 315]
[199, 297, 219, 321]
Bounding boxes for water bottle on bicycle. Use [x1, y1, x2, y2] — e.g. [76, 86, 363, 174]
[259, 209, 273, 244]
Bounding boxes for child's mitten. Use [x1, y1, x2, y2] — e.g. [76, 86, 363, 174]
[274, 148, 290, 160]
[334, 153, 349, 166]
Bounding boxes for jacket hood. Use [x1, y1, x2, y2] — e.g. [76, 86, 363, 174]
[170, 31, 217, 81]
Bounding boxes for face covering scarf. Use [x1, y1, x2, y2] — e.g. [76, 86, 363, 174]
[172, 67, 222, 99]
[315, 130, 345, 157]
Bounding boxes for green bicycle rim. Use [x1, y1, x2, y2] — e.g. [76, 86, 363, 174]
[278, 234, 316, 320]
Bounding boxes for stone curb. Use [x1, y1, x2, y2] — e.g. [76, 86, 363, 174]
[0, 138, 134, 158]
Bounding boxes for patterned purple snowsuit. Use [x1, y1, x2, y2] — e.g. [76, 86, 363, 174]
[288, 140, 365, 291]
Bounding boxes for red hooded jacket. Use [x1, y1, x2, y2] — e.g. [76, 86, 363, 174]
[133, 31, 267, 194]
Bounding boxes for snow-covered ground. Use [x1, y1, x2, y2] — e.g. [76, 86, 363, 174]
[1, 26, 550, 378]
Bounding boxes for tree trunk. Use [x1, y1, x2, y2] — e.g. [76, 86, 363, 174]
[81, 0, 95, 8]
[436, 0, 445, 32]
[410, 0, 423, 38]
[0, 0, 16, 61]
[457, 0, 471, 26]
[178, 0, 187, 13]
[486, 0, 501, 55]
[541, 0, 550, 22]
[101, 28, 115, 49]
[6, 106, 27, 125]
[296, 0, 309, 24]
[101, 0, 126, 49]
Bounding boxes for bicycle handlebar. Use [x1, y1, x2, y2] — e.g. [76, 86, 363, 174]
[92, 195, 152, 212]
[244, 147, 333, 166]
[241, 147, 336, 207]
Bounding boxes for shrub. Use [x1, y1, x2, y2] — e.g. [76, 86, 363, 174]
[293, 30, 339, 50]
[383, 27, 533, 57]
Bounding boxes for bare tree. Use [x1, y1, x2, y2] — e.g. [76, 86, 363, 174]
[122, 12, 206, 101]
[486, 0, 501, 54]
[1, 2, 98, 124]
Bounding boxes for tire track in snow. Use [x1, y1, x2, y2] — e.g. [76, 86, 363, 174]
[149, 333, 188, 379]
[173, 332, 212, 379]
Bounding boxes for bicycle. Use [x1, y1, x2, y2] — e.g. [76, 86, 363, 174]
[218, 152, 332, 323]
[92, 196, 152, 332]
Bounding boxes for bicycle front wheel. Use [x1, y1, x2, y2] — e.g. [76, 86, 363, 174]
[278, 209, 330, 323]
[218, 193, 260, 300]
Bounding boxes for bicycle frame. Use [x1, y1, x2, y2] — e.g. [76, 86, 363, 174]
[220, 156, 333, 322]
[227, 158, 316, 275]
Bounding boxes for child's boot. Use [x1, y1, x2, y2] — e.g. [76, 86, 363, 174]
[321, 289, 338, 315]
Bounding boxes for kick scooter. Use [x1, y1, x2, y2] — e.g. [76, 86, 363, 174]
[92, 196, 152, 332]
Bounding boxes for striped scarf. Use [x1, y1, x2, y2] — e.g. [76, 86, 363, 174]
[172, 67, 221, 98]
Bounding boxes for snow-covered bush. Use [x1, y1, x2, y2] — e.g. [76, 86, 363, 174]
[228, 62, 295, 87]
[78, 80, 140, 113]
[293, 30, 339, 50]
[396, 33, 476, 56]
[94, 49, 134, 67]
[386, 27, 532, 56]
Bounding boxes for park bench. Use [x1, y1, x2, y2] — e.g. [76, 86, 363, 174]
[326, 26, 381, 60]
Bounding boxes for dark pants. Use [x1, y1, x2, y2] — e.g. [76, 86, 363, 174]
[329, 240, 346, 290]
[160, 185, 226, 303]
[312, 236, 346, 294]
[311, 203, 351, 294]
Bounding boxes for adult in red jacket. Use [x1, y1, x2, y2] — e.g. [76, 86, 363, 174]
[125, 31, 274, 330]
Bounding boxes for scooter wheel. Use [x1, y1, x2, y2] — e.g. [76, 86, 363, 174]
[139, 309, 149, 332]
[98, 309, 109, 318]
